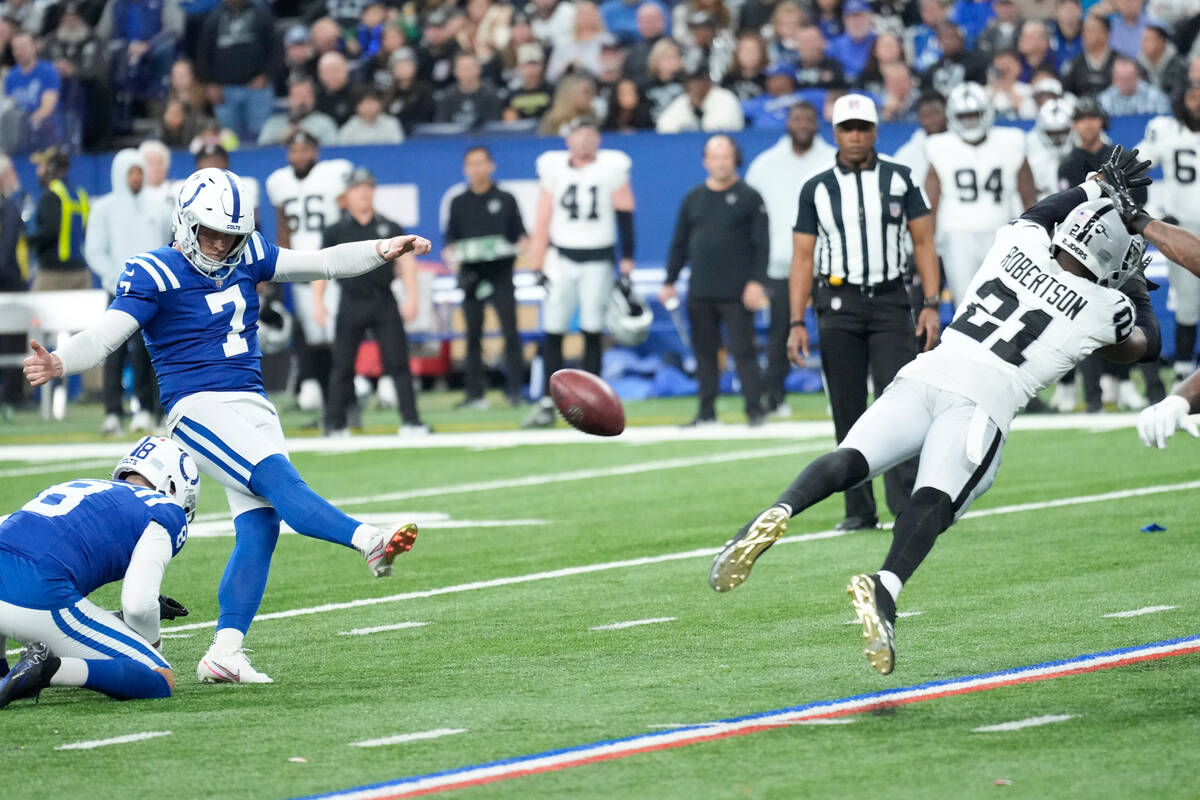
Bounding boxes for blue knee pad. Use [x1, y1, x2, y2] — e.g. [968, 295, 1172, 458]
[217, 507, 280, 634]
[249, 454, 359, 548]
[83, 659, 172, 700]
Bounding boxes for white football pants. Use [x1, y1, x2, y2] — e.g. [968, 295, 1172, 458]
[542, 250, 614, 335]
[0, 596, 169, 670]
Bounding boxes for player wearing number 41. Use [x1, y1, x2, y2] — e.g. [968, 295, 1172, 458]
[0, 437, 199, 709]
[711, 160, 1161, 676]
[924, 82, 1038, 307]
[23, 168, 431, 684]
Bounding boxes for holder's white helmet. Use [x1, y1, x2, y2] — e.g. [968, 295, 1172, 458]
[1051, 198, 1146, 289]
[1035, 98, 1075, 158]
[607, 278, 652, 346]
[113, 436, 201, 522]
[172, 167, 255, 281]
[946, 82, 994, 144]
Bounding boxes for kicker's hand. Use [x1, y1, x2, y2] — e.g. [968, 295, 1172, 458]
[1136, 395, 1199, 449]
[22, 339, 63, 387]
[159, 595, 189, 620]
[377, 235, 432, 261]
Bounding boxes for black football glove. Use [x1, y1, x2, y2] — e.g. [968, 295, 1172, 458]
[159, 595, 189, 620]
[1099, 145, 1154, 235]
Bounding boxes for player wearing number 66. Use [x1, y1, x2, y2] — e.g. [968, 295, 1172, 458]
[22, 168, 432, 685]
[710, 177, 1160, 677]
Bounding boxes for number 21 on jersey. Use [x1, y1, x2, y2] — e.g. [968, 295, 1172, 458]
[207, 286, 249, 358]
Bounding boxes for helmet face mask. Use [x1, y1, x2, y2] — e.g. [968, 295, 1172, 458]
[1051, 199, 1143, 289]
[172, 167, 255, 281]
[113, 436, 201, 522]
[946, 83, 993, 144]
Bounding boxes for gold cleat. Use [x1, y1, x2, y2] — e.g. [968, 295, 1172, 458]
[708, 506, 790, 592]
[847, 573, 896, 675]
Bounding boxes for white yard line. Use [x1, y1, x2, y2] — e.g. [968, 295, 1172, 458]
[56, 731, 172, 750]
[590, 617, 676, 631]
[159, 633, 193, 639]
[973, 714, 1077, 733]
[339, 622, 429, 636]
[187, 516, 546, 538]
[0, 459, 114, 478]
[1103, 605, 1178, 618]
[786, 718, 856, 726]
[164, 479, 1200, 635]
[350, 729, 466, 748]
[0, 411, 1149, 463]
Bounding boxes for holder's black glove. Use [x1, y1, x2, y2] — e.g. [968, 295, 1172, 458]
[1099, 145, 1154, 234]
[159, 595, 189, 620]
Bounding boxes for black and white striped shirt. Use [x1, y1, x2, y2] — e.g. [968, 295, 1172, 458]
[794, 153, 929, 286]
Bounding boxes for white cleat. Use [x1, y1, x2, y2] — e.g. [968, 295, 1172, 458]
[297, 378, 324, 412]
[1116, 380, 1148, 411]
[197, 648, 273, 684]
[1051, 382, 1077, 413]
[101, 413, 122, 435]
[129, 409, 154, 433]
[364, 523, 419, 577]
[398, 423, 433, 437]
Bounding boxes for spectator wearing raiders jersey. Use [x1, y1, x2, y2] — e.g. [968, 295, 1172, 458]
[788, 94, 942, 532]
[444, 146, 527, 409]
[660, 135, 769, 426]
[320, 167, 429, 437]
[523, 117, 636, 428]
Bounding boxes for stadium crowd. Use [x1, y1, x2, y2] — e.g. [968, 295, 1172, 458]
[0, 0, 1197, 152]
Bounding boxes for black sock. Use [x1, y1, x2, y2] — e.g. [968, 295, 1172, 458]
[542, 333, 564, 395]
[776, 449, 869, 515]
[582, 332, 603, 376]
[880, 487, 954, 584]
[1176, 324, 1196, 373]
[310, 345, 333, 395]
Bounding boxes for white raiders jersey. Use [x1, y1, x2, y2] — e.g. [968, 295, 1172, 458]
[1024, 132, 1062, 201]
[898, 219, 1135, 433]
[266, 159, 353, 250]
[1136, 115, 1200, 224]
[536, 149, 631, 250]
[926, 127, 1026, 233]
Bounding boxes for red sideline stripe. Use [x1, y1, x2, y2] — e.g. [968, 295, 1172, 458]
[351, 640, 1200, 800]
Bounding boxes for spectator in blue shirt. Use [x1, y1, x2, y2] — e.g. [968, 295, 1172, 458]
[96, 0, 183, 133]
[741, 61, 825, 128]
[950, 0, 994, 48]
[828, 0, 876, 83]
[602, 0, 668, 44]
[1108, 0, 1146, 58]
[908, 0, 946, 75]
[3, 31, 62, 151]
[1017, 19, 1057, 81]
[1051, 0, 1083, 70]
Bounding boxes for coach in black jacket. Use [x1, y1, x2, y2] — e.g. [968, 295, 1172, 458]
[660, 134, 769, 427]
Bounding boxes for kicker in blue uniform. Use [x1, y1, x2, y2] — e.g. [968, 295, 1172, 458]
[22, 168, 434, 684]
[0, 437, 199, 708]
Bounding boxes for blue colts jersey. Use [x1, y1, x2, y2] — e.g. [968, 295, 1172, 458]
[0, 480, 187, 606]
[110, 232, 280, 411]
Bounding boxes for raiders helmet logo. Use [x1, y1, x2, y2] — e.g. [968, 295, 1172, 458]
[377, 223, 389, 237]
[488, 198, 502, 214]
[726, 193, 736, 205]
[889, 201, 901, 217]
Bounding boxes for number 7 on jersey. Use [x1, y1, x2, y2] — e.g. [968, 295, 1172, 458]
[206, 286, 249, 358]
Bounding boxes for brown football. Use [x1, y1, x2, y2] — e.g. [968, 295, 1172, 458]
[548, 369, 625, 437]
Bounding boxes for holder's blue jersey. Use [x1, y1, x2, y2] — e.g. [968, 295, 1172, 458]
[0, 480, 187, 606]
[109, 232, 280, 411]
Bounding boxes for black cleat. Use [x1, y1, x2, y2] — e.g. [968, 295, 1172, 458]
[847, 574, 897, 675]
[835, 515, 879, 532]
[709, 506, 789, 592]
[0, 642, 57, 709]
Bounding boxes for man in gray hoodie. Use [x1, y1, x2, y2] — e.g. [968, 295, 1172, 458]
[83, 148, 172, 435]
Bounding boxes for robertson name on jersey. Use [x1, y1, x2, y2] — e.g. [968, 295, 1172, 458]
[926, 126, 1026, 233]
[266, 159, 353, 251]
[536, 149, 631, 252]
[898, 218, 1134, 431]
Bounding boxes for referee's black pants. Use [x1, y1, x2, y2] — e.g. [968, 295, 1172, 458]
[688, 298, 763, 420]
[326, 298, 421, 430]
[763, 276, 791, 408]
[815, 282, 918, 522]
[461, 266, 524, 402]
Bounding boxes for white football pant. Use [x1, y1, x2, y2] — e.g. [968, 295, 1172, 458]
[542, 249, 614, 335]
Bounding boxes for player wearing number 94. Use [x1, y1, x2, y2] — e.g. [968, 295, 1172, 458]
[710, 175, 1160, 676]
[22, 168, 432, 685]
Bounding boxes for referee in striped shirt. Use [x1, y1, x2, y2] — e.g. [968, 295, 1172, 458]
[788, 94, 942, 531]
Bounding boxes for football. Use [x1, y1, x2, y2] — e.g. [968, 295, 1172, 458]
[548, 369, 625, 437]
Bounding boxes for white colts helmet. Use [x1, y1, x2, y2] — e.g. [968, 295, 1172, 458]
[1035, 98, 1075, 158]
[113, 436, 202, 522]
[172, 167, 255, 281]
[1051, 198, 1147, 289]
[946, 82, 994, 144]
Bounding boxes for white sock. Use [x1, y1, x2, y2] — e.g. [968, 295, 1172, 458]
[212, 628, 244, 655]
[351, 524, 380, 554]
[50, 656, 88, 687]
[877, 570, 903, 602]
